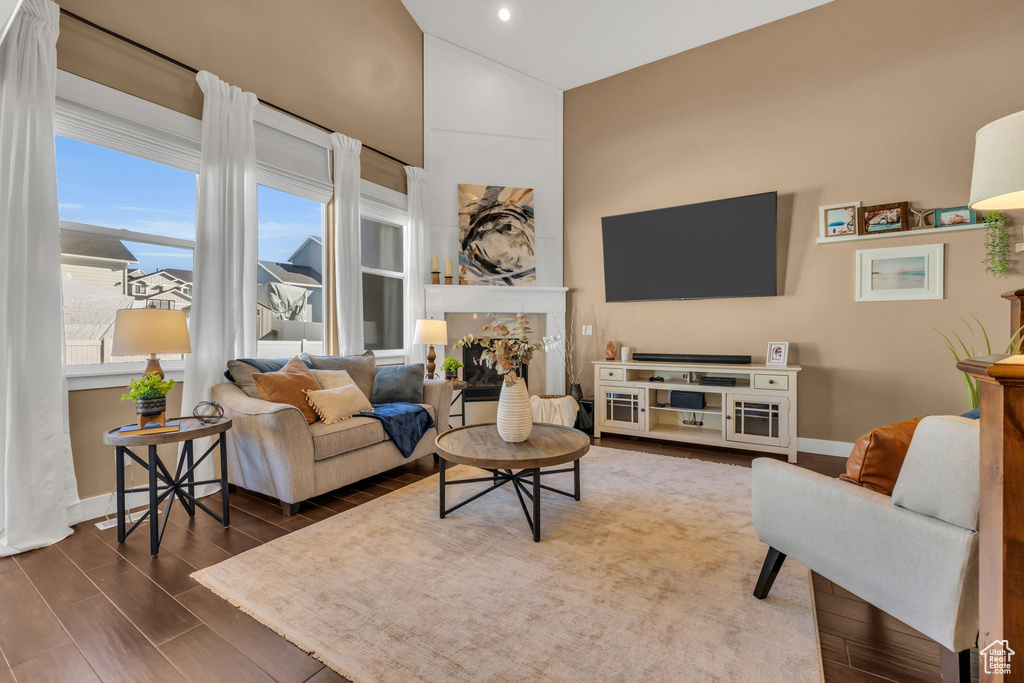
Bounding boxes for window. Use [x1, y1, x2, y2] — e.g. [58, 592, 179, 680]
[57, 135, 196, 368]
[360, 215, 405, 352]
[256, 184, 326, 357]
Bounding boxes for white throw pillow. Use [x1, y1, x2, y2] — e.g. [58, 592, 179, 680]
[311, 368, 356, 390]
[304, 384, 372, 424]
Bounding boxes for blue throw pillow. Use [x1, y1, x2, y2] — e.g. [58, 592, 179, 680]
[371, 364, 425, 404]
[961, 408, 980, 420]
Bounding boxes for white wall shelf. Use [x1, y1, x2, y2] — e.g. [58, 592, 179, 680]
[815, 222, 985, 245]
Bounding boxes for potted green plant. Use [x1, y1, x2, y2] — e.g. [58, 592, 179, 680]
[440, 355, 464, 380]
[454, 313, 537, 442]
[121, 372, 177, 427]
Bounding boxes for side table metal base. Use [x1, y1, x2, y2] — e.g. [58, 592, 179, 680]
[115, 434, 230, 555]
[439, 459, 581, 542]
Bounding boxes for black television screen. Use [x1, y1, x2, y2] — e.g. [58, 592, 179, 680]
[601, 191, 778, 302]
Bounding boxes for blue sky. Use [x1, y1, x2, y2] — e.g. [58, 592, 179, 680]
[55, 136, 322, 274]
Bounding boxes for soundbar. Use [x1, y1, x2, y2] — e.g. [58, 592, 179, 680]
[630, 353, 752, 365]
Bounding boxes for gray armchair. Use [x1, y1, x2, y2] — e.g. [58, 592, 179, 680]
[751, 416, 979, 683]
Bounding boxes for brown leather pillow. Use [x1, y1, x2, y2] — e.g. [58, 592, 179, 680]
[251, 356, 320, 424]
[840, 417, 924, 495]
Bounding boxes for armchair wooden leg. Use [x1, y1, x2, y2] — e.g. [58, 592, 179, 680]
[753, 546, 787, 599]
[939, 646, 970, 683]
[280, 501, 301, 516]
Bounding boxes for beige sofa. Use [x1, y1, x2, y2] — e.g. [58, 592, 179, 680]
[212, 379, 452, 514]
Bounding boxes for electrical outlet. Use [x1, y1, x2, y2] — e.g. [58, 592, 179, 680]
[123, 452, 132, 468]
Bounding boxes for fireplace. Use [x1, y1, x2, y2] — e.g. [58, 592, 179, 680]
[462, 344, 528, 402]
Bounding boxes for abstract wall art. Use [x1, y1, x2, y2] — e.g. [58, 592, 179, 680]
[458, 184, 535, 286]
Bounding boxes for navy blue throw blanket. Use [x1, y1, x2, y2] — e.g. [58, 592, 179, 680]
[360, 403, 435, 459]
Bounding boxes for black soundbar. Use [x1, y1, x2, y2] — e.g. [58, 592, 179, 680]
[631, 353, 752, 365]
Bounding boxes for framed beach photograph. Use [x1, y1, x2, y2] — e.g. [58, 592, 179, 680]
[857, 202, 911, 236]
[819, 202, 860, 239]
[766, 342, 789, 366]
[855, 243, 944, 302]
[934, 206, 976, 227]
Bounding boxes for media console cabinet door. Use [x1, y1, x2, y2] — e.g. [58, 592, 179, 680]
[726, 394, 790, 448]
[599, 386, 647, 431]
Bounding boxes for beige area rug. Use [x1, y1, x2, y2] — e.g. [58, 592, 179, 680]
[192, 447, 822, 682]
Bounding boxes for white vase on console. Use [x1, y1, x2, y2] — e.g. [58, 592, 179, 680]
[497, 377, 532, 442]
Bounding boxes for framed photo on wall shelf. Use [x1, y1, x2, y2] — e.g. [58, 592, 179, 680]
[934, 206, 976, 227]
[858, 202, 911, 235]
[819, 202, 860, 239]
[766, 342, 789, 366]
[855, 243, 944, 302]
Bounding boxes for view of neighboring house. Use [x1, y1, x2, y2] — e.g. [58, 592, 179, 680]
[59, 231, 137, 294]
[129, 268, 193, 314]
[257, 234, 323, 341]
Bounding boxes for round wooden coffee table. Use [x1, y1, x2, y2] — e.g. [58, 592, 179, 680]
[434, 423, 591, 542]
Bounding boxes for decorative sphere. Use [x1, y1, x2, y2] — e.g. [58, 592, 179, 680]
[193, 401, 225, 424]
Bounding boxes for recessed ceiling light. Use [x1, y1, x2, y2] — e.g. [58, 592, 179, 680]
[498, 7, 511, 21]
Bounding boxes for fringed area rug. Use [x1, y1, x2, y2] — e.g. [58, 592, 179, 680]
[192, 447, 822, 682]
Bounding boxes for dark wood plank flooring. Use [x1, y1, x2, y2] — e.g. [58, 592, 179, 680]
[0, 435, 975, 682]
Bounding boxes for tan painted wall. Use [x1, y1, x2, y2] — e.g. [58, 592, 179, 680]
[564, 0, 1024, 443]
[61, 0, 423, 501]
[56, 0, 423, 190]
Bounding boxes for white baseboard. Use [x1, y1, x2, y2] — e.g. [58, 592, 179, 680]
[71, 483, 221, 526]
[796, 437, 853, 458]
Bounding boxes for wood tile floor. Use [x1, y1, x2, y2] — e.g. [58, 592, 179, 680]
[0, 435, 977, 682]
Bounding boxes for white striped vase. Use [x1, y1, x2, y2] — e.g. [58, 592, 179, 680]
[497, 377, 533, 442]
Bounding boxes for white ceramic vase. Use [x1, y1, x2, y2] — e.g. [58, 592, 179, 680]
[497, 377, 533, 442]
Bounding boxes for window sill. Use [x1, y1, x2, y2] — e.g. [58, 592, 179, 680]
[66, 362, 186, 391]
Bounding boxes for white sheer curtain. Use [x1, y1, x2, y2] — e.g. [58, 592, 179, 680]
[404, 166, 429, 366]
[0, 0, 78, 555]
[329, 133, 363, 356]
[182, 71, 258, 492]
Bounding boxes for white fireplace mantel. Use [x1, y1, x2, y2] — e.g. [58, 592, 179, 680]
[424, 285, 569, 395]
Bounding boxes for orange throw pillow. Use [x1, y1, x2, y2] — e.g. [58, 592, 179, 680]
[251, 356, 320, 424]
[840, 417, 924, 495]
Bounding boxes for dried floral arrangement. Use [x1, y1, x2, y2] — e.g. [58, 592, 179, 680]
[453, 312, 536, 387]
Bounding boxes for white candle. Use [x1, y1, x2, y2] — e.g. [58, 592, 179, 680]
[445, 259, 452, 276]
[432, 254, 439, 272]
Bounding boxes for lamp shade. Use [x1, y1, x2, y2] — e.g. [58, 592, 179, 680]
[413, 318, 448, 345]
[969, 109, 1024, 211]
[112, 308, 192, 355]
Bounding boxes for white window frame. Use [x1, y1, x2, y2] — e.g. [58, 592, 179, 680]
[360, 180, 409, 364]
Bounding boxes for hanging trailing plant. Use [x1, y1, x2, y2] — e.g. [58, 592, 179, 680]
[984, 210, 1011, 278]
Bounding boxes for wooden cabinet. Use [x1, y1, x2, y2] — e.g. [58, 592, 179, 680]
[594, 360, 800, 462]
[598, 386, 646, 431]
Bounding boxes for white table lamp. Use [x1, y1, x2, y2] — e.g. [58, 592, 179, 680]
[970, 109, 1024, 211]
[112, 307, 191, 378]
[414, 317, 448, 378]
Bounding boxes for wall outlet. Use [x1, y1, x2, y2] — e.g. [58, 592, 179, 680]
[123, 452, 132, 468]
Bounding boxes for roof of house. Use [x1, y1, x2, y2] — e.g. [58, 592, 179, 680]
[286, 234, 323, 264]
[161, 269, 194, 283]
[60, 232, 137, 263]
[258, 260, 322, 287]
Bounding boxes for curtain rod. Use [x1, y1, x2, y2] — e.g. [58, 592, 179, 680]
[58, 8, 415, 169]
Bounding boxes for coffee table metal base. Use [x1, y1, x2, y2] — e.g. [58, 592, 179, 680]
[439, 459, 581, 542]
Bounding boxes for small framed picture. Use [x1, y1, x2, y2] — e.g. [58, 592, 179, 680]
[766, 342, 789, 366]
[858, 202, 911, 235]
[855, 243, 944, 302]
[819, 202, 860, 239]
[934, 206, 977, 227]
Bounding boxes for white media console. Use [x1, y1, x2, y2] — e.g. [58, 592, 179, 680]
[592, 359, 801, 462]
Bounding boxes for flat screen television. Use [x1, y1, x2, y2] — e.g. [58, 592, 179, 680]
[601, 191, 778, 302]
